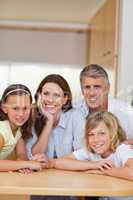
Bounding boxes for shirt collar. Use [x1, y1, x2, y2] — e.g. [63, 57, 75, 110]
[57, 111, 67, 129]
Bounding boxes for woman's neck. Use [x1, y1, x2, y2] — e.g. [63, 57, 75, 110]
[53, 111, 61, 127]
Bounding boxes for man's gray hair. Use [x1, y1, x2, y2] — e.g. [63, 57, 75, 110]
[80, 64, 110, 85]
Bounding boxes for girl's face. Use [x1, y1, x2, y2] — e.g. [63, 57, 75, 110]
[39, 82, 68, 116]
[2, 94, 31, 129]
[87, 121, 112, 158]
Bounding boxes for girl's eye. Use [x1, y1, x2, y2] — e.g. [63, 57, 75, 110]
[23, 107, 29, 111]
[12, 107, 19, 111]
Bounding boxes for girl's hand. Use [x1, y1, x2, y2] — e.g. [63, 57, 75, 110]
[17, 161, 42, 174]
[95, 160, 114, 171]
[18, 168, 32, 174]
[31, 153, 49, 168]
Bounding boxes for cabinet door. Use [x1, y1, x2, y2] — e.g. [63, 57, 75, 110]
[89, 7, 105, 64]
[103, 0, 116, 67]
[89, 0, 117, 68]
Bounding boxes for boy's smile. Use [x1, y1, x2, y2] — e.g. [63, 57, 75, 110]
[88, 121, 112, 158]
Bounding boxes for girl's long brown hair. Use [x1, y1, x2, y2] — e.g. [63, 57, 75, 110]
[0, 84, 33, 141]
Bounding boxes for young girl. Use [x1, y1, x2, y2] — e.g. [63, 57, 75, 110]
[0, 84, 44, 172]
[50, 111, 133, 200]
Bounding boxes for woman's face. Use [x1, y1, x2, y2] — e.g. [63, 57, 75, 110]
[39, 82, 67, 116]
[87, 121, 112, 158]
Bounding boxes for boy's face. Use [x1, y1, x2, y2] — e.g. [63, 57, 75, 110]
[87, 121, 112, 158]
[81, 76, 110, 112]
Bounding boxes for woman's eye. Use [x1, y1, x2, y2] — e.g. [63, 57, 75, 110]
[54, 93, 61, 98]
[43, 92, 49, 96]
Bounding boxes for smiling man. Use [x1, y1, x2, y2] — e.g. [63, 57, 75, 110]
[72, 64, 133, 147]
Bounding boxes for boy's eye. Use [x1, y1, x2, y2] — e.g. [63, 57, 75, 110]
[88, 133, 94, 137]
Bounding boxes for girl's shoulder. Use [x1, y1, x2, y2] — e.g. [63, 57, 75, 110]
[0, 120, 9, 127]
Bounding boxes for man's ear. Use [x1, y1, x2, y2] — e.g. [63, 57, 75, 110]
[1, 103, 8, 114]
[107, 84, 110, 93]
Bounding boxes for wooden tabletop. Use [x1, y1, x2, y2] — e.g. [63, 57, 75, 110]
[0, 169, 133, 196]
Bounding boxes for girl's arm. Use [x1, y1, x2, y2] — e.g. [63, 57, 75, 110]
[102, 158, 133, 181]
[0, 134, 5, 149]
[15, 138, 28, 160]
[32, 116, 53, 155]
[0, 160, 42, 172]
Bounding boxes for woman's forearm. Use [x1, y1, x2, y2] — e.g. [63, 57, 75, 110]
[32, 120, 53, 155]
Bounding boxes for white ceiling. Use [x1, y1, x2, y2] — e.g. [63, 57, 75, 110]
[0, 0, 106, 24]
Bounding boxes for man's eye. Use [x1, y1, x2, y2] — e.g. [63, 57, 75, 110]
[95, 85, 101, 89]
[83, 86, 90, 90]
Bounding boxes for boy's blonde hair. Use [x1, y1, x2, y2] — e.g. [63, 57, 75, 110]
[85, 111, 126, 152]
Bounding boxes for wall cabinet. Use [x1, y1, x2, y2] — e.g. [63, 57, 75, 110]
[89, 0, 118, 68]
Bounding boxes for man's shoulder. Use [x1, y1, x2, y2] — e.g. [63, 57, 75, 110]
[109, 96, 133, 113]
[73, 98, 85, 108]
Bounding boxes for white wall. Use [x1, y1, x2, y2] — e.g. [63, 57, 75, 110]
[117, 0, 133, 103]
[0, 29, 88, 66]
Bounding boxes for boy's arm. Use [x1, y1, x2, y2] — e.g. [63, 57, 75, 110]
[103, 158, 133, 181]
[49, 154, 113, 171]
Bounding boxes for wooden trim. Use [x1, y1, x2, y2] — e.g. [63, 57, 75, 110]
[0, 20, 90, 33]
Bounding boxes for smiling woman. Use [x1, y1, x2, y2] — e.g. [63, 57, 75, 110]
[26, 74, 82, 200]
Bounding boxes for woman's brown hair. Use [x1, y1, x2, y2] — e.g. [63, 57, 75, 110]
[34, 74, 72, 136]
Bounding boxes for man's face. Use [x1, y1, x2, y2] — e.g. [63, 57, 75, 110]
[81, 76, 110, 112]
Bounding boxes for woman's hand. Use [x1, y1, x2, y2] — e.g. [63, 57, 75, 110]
[37, 94, 54, 125]
[31, 153, 49, 168]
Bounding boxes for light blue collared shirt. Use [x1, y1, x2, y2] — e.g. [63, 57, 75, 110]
[26, 109, 84, 159]
[73, 96, 133, 139]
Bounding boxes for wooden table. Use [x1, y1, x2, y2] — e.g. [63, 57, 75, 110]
[0, 169, 133, 199]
